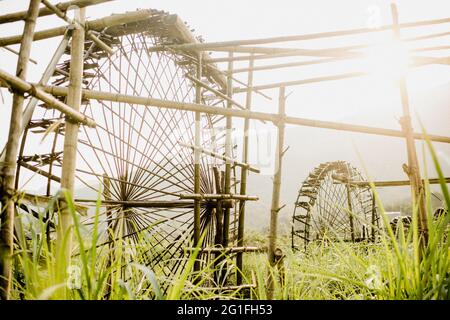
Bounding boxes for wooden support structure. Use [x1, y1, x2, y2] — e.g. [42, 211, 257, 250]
[32, 85, 450, 144]
[267, 86, 286, 300]
[0, 0, 114, 25]
[0, 32, 70, 162]
[148, 15, 450, 52]
[179, 142, 260, 173]
[0, 9, 157, 47]
[0, 0, 41, 300]
[237, 55, 254, 286]
[391, 4, 428, 246]
[41, 0, 114, 55]
[57, 7, 86, 285]
[0, 69, 95, 127]
[222, 53, 233, 249]
[184, 246, 266, 254]
[179, 193, 258, 201]
[334, 176, 450, 187]
[193, 53, 202, 273]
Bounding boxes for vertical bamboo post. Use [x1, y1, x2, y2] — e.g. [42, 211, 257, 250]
[222, 52, 233, 248]
[371, 190, 376, 242]
[103, 174, 113, 299]
[345, 170, 355, 242]
[193, 53, 202, 273]
[57, 7, 85, 281]
[236, 54, 254, 286]
[391, 4, 428, 246]
[267, 86, 286, 300]
[0, 0, 41, 300]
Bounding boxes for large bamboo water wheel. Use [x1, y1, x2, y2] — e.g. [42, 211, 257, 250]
[14, 10, 240, 291]
[291, 161, 379, 250]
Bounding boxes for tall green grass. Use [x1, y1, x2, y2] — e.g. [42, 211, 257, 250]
[7, 134, 450, 300]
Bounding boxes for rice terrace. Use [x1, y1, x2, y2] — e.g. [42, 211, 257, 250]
[0, 0, 449, 301]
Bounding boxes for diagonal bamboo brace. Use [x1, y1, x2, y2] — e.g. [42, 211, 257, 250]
[0, 68, 96, 128]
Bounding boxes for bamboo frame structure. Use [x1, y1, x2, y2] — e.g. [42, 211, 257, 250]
[267, 86, 286, 300]
[391, 3, 428, 245]
[0, 0, 114, 24]
[27, 84, 450, 144]
[0, 2, 448, 296]
[0, 0, 41, 300]
[57, 7, 86, 282]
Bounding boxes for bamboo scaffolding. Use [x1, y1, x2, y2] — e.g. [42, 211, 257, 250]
[236, 54, 254, 286]
[0, 69, 95, 127]
[222, 53, 233, 250]
[392, 4, 428, 245]
[57, 8, 85, 284]
[0, 0, 42, 300]
[0, 0, 114, 25]
[333, 175, 450, 187]
[0, 32, 70, 162]
[193, 53, 202, 273]
[267, 86, 287, 300]
[184, 246, 266, 254]
[34, 85, 450, 144]
[185, 74, 246, 110]
[0, 9, 156, 47]
[148, 15, 450, 52]
[179, 142, 260, 173]
[179, 193, 258, 201]
[41, 0, 114, 55]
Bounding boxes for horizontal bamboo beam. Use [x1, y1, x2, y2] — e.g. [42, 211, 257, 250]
[32, 84, 450, 144]
[173, 45, 362, 59]
[179, 193, 259, 201]
[0, 68, 96, 127]
[185, 74, 245, 110]
[0, 9, 155, 47]
[19, 161, 61, 183]
[184, 246, 266, 253]
[179, 142, 260, 173]
[339, 177, 450, 187]
[41, 0, 114, 55]
[148, 16, 450, 52]
[0, 0, 114, 25]
[74, 199, 198, 208]
[233, 72, 366, 93]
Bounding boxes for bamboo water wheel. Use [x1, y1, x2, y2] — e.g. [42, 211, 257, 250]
[291, 161, 379, 250]
[14, 11, 240, 291]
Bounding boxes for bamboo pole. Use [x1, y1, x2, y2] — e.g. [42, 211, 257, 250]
[184, 246, 266, 254]
[193, 53, 202, 273]
[57, 7, 85, 290]
[0, 0, 114, 24]
[0, 32, 70, 162]
[35, 84, 450, 144]
[267, 86, 286, 300]
[0, 0, 41, 300]
[41, 0, 114, 55]
[0, 9, 156, 47]
[179, 142, 260, 173]
[148, 15, 450, 52]
[179, 194, 258, 201]
[103, 174, 113, 299]
[391, 4, 428, 245]
[222, 53, 233, 249]
[0, 69, 95, 127]
[335, 177, 450, 187]
[236, 54, 254, 286]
